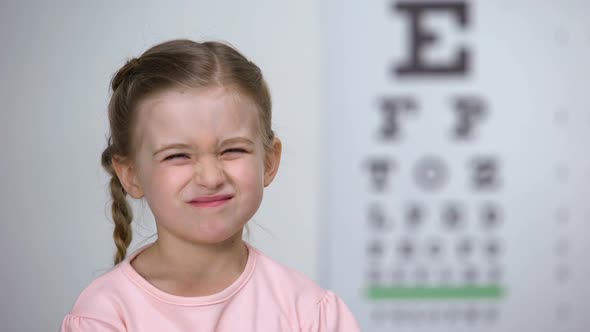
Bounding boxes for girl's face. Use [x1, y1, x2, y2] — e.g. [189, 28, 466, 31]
[115, 86, 280, 245]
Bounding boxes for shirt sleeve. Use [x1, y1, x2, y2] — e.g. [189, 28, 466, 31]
[307, 290, 362, 332]
[61, 314, 123, 332]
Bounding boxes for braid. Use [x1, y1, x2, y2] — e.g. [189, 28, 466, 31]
[110, 176, 133, 265]
[101, 144, 134, 265]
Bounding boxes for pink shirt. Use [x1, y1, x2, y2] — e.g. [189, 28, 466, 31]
[61, 243, 361, 331]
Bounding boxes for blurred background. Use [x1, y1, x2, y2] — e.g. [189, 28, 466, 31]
[1, 1, 588, 331]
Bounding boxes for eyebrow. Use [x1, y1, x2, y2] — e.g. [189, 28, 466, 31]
[152, 137, 255, 156]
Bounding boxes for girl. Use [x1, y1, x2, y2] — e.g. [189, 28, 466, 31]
[61, 39, 360, 331]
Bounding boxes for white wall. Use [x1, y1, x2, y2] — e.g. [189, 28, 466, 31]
[0, 1, 320, 331]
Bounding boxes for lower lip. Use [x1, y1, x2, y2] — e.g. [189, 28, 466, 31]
[189, 197, 232, 208]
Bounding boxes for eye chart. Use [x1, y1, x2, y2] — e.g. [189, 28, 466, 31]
[320, 1, 590, 331]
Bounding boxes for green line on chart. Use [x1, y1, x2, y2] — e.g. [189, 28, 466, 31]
[367, 285, 504, 300]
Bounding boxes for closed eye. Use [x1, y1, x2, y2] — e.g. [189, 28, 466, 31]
[164, 153, 190, 160]
[222, 148, 247, 154]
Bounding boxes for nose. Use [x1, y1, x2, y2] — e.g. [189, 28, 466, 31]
[193, 156, 225, 189]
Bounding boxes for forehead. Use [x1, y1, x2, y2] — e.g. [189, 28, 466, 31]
[133, 86, 260, 149]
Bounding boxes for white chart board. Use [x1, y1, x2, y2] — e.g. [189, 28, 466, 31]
[321, 1, 590, 331]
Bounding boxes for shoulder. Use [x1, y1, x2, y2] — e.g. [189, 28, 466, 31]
[248, 246, 360, 330]
[64, 265, 129, 327]
[250, 245, 325, 300]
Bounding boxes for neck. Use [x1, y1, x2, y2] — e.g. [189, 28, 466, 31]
[152, 233, 248, 280]
[139, 231, 249, 295]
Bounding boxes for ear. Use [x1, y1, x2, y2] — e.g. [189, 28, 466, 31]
[263, 137, 282, 187]
[112, 155, 145, 199]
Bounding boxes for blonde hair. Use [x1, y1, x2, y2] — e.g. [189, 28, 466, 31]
[100, 39, 274, 265]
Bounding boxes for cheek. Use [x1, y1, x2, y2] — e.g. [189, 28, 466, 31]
[141, 165, 193, 201]
[226, 158, 265, 188]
